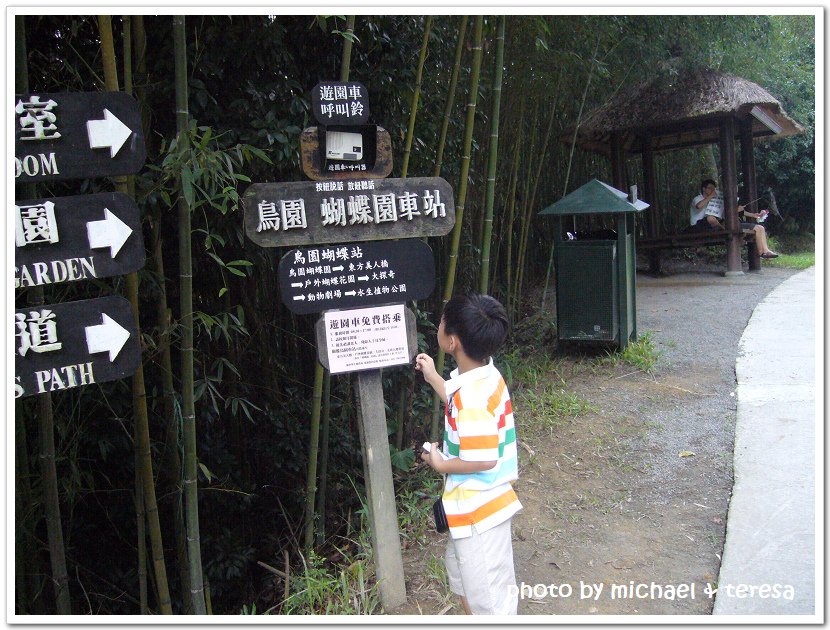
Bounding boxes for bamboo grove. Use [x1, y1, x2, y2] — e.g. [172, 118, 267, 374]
[14, 14, 814, 614]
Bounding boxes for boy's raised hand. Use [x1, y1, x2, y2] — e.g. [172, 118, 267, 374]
[415, 353, 437, 380]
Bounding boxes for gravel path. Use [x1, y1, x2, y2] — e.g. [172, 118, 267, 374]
[396, 264, 799, 616]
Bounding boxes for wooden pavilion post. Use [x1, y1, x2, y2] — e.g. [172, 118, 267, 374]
[609, 132, 627, 190]
[740, 117, 761, 271]
[641, 133, 661, 274]
[719, 116, 743, 275]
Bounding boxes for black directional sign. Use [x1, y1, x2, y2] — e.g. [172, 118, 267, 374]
[278, 239, 435, 314]
[244, 176, 455, 248]
[311, 81, 370, 126]
[14, 296, 141, 398]
[15, 192, 145, 289]
[14, 91, 146, 182]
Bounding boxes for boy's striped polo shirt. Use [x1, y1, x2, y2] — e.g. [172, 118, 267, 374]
[442, 359, 522, 539]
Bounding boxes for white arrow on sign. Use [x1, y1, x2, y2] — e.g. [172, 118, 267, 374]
[87, 109, 133, 158]
[293, 295, 306, 301]
[332, 265, 344, 272]
[85, 313, 130, 362]
[345, 291, 357, 296]
[87, 208, 133, 258]
[357, 275, 369, 282]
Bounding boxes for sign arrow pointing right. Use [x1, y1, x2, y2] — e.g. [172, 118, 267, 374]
[87, 108, 133, 158]
[85, 313, 130, 362]
[87, 208, 133, 258]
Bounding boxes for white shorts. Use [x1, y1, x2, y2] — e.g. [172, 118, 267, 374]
[445, 518, 517, 615]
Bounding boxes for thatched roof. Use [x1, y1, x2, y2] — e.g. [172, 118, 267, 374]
[564, 66, 804, 155]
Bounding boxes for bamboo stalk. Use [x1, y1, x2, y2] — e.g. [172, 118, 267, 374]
[304, 364, 325, 550]
[433, 16, 468, 177]
[17, 16, 72, 616]
[401, 16, 432, 178]
[98, 15, 174, 615]
[479, 16, 505, 294]
[515, 73, 562, 310]
[503, 99, 524, 312]
[430, 16, 484, 440]
[339, 16, 356, 82]
[542, 41, 599, 307]
[314, 371, 332, 547]
[172, 15, 207, 615]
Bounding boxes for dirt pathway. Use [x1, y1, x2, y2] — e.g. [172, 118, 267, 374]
[395, 266, 797, 616]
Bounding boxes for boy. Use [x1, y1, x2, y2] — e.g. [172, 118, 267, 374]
[415, 293, 522, 615]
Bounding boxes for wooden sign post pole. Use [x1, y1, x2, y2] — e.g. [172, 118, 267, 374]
[354, 369, 407, 609]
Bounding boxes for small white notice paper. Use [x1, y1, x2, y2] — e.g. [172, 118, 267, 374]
[324, 304, 409, 374]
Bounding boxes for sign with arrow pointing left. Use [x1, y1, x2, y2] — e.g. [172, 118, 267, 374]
[14, 295, 141, 398]
[14, 91, 146, 182]
[15, 192, 145, 288]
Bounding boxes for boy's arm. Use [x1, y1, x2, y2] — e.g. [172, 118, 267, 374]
[420, 444, 495, 473]
[415, 353, 448, 404]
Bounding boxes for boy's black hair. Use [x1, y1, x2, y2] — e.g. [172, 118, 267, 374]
[701, 178, 717, 192]
[442, 293, 509, 363]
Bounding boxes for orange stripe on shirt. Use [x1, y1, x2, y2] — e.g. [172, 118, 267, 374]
[453, 391, 464, 411]
[446, 488, 519, 527]
[486, 379, 506, 415]
[459, 434, 499, 451]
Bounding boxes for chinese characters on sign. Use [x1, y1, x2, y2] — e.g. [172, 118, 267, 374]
[322, 305, 409, 374]
[14, 296, 140, 398]
[311, 81, 370, 126]
[277, 239, 435, 314]
[15, 193, 145, 288]
[14, 91, 146, 182]
[244, 176, 455, 247]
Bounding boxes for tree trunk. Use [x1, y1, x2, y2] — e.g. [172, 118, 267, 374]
[430, 15, 484, 440]
[173, 14, 207, 615]
[479, 16, 505, 294]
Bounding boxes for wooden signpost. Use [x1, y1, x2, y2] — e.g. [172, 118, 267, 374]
[243, 82, 457, 610]
[14, 296, 141, 398]
[14, 91, 146, 182]
[13, 91, 147, 397]
[277, 239, 435, 314]
[242, 176, 455, 247]
[15, 192, 145, 288]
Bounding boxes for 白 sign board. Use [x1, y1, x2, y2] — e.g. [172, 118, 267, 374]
[311, 81, 370, 126]
[15, 192, 145, 288]
[243, 176, 454, 247]
[14, 91, 146, 182]
[315, 304, 417, 374]
[277, 239, 434, 314]
[15, 296, 141, 398]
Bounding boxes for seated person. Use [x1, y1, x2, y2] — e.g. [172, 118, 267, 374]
[688, 179, 778, 259]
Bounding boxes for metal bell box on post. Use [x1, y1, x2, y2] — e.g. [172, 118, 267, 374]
[538, 179, 649, 350]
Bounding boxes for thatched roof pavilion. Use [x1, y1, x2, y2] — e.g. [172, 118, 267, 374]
[561, 66, 805, 275]
[568, 66, 804, 155]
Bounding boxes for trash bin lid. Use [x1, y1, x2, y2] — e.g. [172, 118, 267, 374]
[538, 179, 649, 217]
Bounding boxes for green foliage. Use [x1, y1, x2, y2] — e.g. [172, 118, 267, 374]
[599, 331, 662, 374]
[766, 235, 815, 269]
[281, 550, 379, 615]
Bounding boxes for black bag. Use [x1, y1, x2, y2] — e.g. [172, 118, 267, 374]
[433, 497, 449, 533]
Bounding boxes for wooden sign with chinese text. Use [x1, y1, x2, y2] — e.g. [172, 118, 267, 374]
[277, 239, 435, 314]
[14, 91, 146, 182]
[14, 296, 141, 398]
[15, 192, 145, 288]
[243, 176, 454, 248]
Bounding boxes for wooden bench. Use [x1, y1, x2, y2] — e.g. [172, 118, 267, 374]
[638, 228, 760, 273]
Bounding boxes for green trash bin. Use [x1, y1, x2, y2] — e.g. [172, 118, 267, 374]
[538, 179, 649, 350]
